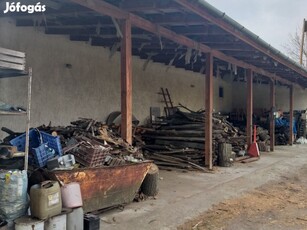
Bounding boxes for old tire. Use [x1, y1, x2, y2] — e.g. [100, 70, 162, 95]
[140, 163, 159, 196]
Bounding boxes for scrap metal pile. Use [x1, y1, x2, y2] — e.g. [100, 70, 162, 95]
[140, 108, 247, 171]
[2, 118, 144, 170]
[39, 118, 144, 168]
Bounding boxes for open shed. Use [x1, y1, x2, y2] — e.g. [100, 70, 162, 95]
[1, 0, 307, 169]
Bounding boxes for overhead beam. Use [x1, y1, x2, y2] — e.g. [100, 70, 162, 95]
[120, 18, 133, 144]
[69, 0, 296, 86]
[120, 0, 181, 12]
[174, 0, 307, 79]
[205, 52, 213, 169]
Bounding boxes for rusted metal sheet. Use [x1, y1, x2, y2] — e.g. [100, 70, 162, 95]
[53, 162, 152, 212]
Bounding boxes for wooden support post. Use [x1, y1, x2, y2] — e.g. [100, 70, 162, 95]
[289, 85, 294, 145]
[270, 80, 275, 151]
[205, 53, 213, 169]
[121, 18, 133, 144]
[246, 69, 253, 146]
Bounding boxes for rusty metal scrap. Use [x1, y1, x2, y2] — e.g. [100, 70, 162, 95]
[37, 118, 144, 168]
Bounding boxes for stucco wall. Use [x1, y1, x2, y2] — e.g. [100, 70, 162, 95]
[232, 81, 307, 112]
[0, 18, 233, 137]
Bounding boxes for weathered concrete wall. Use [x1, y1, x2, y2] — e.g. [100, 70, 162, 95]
[232, 80, 307, 112]
[0, 18, 233, 138]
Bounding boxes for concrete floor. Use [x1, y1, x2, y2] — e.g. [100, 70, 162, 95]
[99, 145, 307, 230]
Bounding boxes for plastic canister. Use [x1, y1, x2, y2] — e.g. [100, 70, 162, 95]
[61, 182, 82, 208]
[30, 181, 62, 220]
[44, 212, 66, 230]
[66, 207, 83, 230]
[14, 216, 44, 230]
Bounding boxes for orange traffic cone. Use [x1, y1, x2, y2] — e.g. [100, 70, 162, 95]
[248, 125, 260, 157]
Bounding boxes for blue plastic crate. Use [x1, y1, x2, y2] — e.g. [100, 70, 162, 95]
[9, 129, 39, 152]
[10, 129, 62, 167]
[40, 132, 62, 156]
[33, 143, 56, 168]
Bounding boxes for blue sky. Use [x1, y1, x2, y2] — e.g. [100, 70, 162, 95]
[205, 0, 307, 53]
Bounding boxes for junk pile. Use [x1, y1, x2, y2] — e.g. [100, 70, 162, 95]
[140, 108, 247, 170]
[256, 126, 270, 152]
[0, 118, 153, 229]
[275, 117, 293, 145]
[2, 118, 144, 170]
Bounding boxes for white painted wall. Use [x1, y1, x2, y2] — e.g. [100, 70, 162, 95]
[232, 80, 307, 112]
[0, 18, 233, 138]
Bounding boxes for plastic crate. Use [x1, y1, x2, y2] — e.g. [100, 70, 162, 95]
[72, 143, 108, 167]
[40, 132, 63, 156]
[33, 143, 56, 168]
[9, 129, 39, 152]
[10, 129, 62, 167]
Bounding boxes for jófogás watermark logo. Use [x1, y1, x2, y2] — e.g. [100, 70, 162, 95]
[3, 2, 46, 14]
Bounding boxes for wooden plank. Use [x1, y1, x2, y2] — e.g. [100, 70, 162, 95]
[0, 54, 25, 64]
[235, 156, 251, 162]
[241, 157, 260, 163]
[246, 69, 253, 146]
[289, 85, 294, 145]
[205, 53, 213, 169]
[120, 19, 133, 144]
[144, 135, 205, 142]
[155, 139, 205, 150]
[0, 61, 25, 71]
[0, 47, 25, 58]
[270, 80, 275, 151]
[0, 111, 27, 115]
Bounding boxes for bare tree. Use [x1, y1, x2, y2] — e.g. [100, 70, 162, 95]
[283, 27, 307, 67]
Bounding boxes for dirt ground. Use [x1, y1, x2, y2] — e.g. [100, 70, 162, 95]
[178, 164, 307, 230]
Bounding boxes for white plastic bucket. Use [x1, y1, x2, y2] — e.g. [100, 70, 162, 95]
[61, 183, 82, 208]
[44, 212, 66, 230]
[67, 207, 83, 230]
[14, 216, 44, 230]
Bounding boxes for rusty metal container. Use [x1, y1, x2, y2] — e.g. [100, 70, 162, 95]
[53, 162, 152, 212]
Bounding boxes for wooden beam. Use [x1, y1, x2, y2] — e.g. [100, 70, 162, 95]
[270, 80, 275, 151]
[246, 69, 253, 146]
[289, 85, 294, 145]
[120, 0, 180, 12]
[69, 0, 296, 86]
[121, 18, 133, 144]
[174, 0, 307, 79]
[205, 53, 213, 169]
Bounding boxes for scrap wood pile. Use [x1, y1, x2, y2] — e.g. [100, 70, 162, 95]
[39, 118, 144, 168]
[2, 118, 144, 170]
[139, 107, 247, 171]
